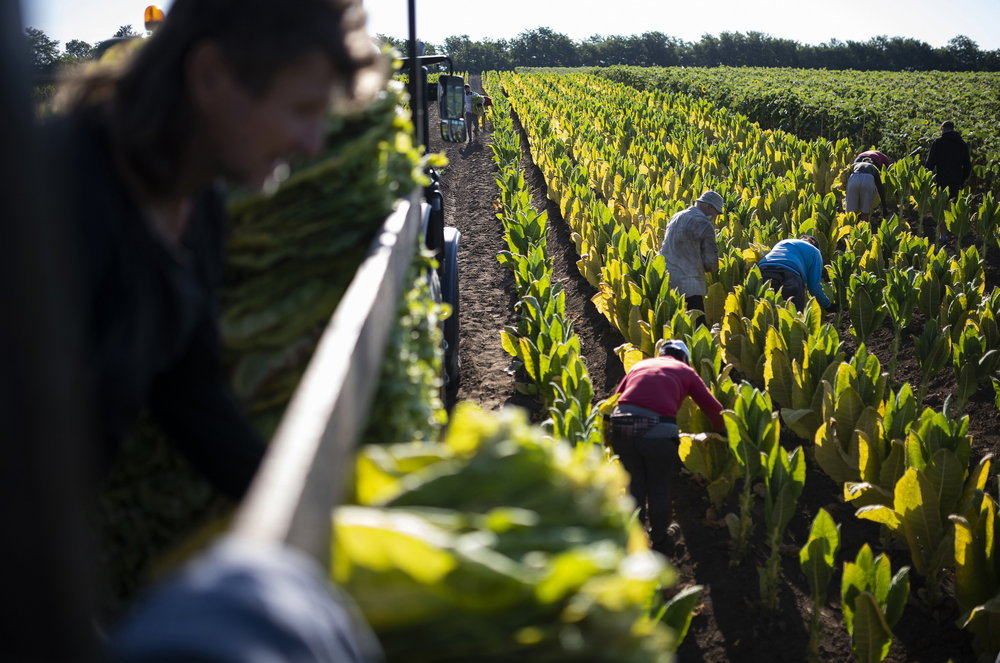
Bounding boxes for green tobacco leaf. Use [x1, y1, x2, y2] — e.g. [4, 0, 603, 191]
[799, 508, 840, 604]
[663, 584, 704, 645]
[814, 419, 858, 483]
[856, 504, 902, 530]
[782, 407, 820, 441]
[883, 566, 911, 629]
[951, 488, 999, 615]
[844, 481, 893, 508]
[959, 597, 1000, 658]
[765, 342, 794, 408]
[501, 329, 522, 359]
[833, 386, 865, 442]
[851, 592, 894, 663]
[878, 440, 908, 493]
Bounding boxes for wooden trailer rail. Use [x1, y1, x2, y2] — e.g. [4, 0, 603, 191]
[233, 190, 427, 566]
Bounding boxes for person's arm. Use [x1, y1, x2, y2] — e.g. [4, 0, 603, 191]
[701, 221, 720, 273]
[685, 371, 725, 434]
[802, 248, 832, 308]
[961, 143, 972, 183]
[924, 139, 938, 171]
[874, 171, 888, 216]
[149, 311, 266, 500]
[149, 193, 264, 499]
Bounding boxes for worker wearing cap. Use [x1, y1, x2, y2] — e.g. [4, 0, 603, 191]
[757, 235, 837, 312]
[606, 339, 725, 552]
[658, 190, 724, 325]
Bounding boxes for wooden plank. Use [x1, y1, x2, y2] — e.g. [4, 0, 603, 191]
[233, 190, 425, 564]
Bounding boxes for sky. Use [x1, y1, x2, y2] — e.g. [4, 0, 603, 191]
[21, 0, 1000, 52]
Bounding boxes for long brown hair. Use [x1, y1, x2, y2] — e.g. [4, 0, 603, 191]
[56, 0, 383, 196]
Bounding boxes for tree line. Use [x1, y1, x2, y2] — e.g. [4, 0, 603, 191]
[381, 28, 1000, 73]
[25, 25, 142, 76]
[25, 24, 1000, 79]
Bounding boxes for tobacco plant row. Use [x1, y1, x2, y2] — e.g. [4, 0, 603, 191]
[592, 65, 1000, 194]
[499, 70, 1000, 661]
[480, 70, 705, 652]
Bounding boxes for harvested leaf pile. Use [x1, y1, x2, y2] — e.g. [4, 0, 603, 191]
[335, 404, 687, 662]
[222, 84, 431, 436]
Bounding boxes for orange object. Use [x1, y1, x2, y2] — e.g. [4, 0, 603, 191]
[144, 5, 165, 31]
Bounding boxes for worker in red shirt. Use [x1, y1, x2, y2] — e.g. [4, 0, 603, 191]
[605, 339, 725, 552]
[854, 150, 891, 169]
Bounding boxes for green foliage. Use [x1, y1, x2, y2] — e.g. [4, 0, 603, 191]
[950, 466, 1000, 659]
[593, 66, 1000, 186]
[813, 347, 886, 487]
[847, 271, 887, 346]
[840, 544, 910, 663]
[914, 323, 951, 402]
[800, 509, 841, 662]
[758, 444, 806, 612]
[882, 267, 920, 382]
[856, 441, 974, 604]
[679, 432, 739, 513]
[360, 253, 448, 446]
[501, 67, 1000, 653]
[661, 585, 704, 646]
[841, 384, 915, 509]
[488, 75, 599, 439]
[723, 383, 779, 562]
[338, 404, 680, 661]
[951, 319, 1000, 413]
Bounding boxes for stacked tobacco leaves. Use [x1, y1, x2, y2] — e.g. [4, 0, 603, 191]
[336, 404, 678, 663]
[222, 84, 432, 436]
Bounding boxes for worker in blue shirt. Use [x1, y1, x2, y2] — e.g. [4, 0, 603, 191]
[757, 236, 837, 312]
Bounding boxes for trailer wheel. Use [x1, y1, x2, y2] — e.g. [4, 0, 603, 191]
[441, 227, 461, 403]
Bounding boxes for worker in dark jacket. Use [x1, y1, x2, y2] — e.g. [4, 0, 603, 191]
[605, 340, 725, 552]
[757, 236, 837, 312]
[46, 0, 384, 499]
[925, 120, 972, 199]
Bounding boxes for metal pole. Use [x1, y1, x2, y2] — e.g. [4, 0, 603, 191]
[407, 0, 425, 150]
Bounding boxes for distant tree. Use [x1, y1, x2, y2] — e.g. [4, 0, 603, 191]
[376, 34, 438, 58]
[376, 33, 405, 53]
[443, 34, 512, 72]
[580, 35, 634, 67]
[24, 27, 60, 73]
[943, 35, 983, 70]
[510, 27, 578, 67]
[64, 39, 94, 62]
[690, 33, 722, 67]
[880, 36, 937, 71]
[114, 25, 138, 39]
[632, 32, 685, 67]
